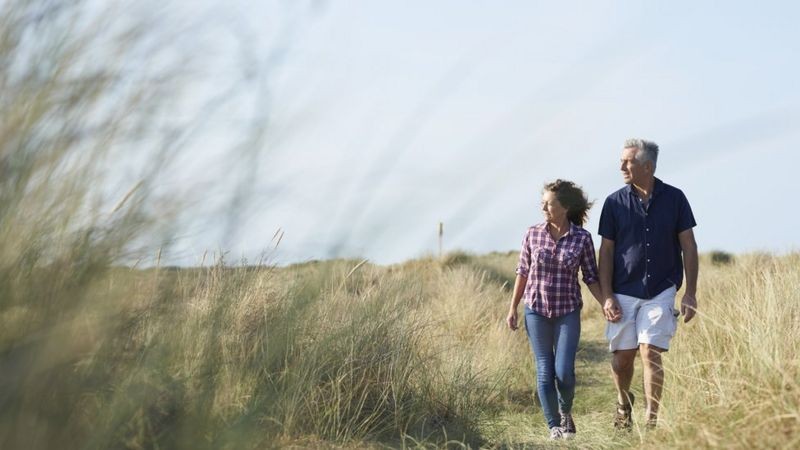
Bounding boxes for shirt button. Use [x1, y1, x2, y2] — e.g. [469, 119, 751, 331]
[646, 228, 650, 231]
[647, 274, 651, 278]
[647, 243, 650, 246]
[647, 259, 651, 262]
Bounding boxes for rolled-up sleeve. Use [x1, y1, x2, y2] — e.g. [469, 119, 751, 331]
[598, 197, 616, 241]
[580, 233, 599, 284]
[676, 190, 697, 233]
[515, 230, 531, 277]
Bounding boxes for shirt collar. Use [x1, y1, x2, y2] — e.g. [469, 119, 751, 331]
[566, 221, 578, 235]
[537, 221, 578, 237]
[625, 177, 664, 197]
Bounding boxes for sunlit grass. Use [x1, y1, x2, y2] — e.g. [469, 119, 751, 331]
[3, 246, 799, 448]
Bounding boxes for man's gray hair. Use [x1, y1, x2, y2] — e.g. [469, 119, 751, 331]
[624, 138, 659, 170]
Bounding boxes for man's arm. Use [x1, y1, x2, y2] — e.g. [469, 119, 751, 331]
[599, 237, 622, 322]
[678, 228, 698, 323]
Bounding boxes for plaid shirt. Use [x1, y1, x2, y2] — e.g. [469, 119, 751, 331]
[515, 222, 599, 318]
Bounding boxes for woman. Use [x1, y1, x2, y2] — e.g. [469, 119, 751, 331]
[506, 179, 604, 440]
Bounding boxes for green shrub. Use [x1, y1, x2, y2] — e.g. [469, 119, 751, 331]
[710, 250, 734, 266]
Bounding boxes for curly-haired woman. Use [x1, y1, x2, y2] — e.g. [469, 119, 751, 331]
[506, 179, 604, 440]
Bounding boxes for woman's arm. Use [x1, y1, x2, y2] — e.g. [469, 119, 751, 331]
[508, 231, 531, 331]
[507, 274, 527, 330]
[579, 233, 604, 308]
[585, 281, 604, 307]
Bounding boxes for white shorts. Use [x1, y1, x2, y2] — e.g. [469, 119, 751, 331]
[605, 286, 678, 352]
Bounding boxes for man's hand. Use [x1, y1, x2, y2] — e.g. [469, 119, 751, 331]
[506, 308, 519, 331]
[603, 296, 622, 322]
[681, 293, 697, 323]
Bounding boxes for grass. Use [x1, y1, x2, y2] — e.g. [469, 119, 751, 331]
[2, 249, 799, 449]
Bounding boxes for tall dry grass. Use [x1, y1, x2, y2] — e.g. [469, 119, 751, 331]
[0, 254, 525, 448]
[1, 1, 275, 448]
[3, 220, 800, 449]
[0, 2, 179, 445]
[655, 253, 800, 449]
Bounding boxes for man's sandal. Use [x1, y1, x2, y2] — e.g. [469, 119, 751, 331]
[613, 391, 634, 431]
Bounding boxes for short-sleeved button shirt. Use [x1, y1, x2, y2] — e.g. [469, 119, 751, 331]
[598, 178, 696, 299]
[515, 222, 599, 318]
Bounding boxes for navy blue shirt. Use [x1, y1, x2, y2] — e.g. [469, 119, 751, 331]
[598, 178, 696, 299]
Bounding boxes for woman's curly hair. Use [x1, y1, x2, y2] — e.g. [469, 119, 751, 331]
[543, 179, 594, 226]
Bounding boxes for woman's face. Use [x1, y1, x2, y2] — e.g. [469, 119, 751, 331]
[541, 190, 568, 224]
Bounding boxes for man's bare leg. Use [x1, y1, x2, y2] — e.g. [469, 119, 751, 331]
[612, 349, 637, 405]
[640, 343, 665, 426]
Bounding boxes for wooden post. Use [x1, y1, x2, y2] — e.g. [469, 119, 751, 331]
[438, 222, 443, 259]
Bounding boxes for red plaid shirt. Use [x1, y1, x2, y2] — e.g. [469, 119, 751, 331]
[515, 222, 599, 318]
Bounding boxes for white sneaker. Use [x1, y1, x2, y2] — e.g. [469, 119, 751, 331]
[549, 426, 564, 440]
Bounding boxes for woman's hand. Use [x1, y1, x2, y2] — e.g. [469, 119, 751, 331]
[506, 308, 519, 331]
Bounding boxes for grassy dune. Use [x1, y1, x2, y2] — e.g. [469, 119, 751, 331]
[4, 1, 798, 448]
[1, 248, 798, 449]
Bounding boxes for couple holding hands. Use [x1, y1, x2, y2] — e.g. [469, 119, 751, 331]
[506, 138, 699, 440]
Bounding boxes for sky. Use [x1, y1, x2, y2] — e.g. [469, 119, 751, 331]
[159, 1, 800, 265]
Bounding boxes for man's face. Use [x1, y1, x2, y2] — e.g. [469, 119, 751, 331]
[620, 147, 651, 185]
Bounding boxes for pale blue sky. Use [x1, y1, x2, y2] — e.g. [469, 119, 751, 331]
[166, 1, 800, 265]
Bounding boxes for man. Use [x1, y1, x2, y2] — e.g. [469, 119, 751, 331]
[598, 138, 698, 430]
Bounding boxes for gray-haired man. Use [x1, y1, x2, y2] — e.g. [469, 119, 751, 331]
[598, 139, 699, 429]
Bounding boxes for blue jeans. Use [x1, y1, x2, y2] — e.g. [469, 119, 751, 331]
[524, 306, 581, 429]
